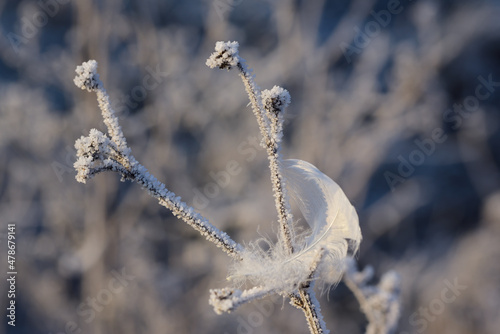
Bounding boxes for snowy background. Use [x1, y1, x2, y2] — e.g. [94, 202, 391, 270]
[1, 0, 500, 333]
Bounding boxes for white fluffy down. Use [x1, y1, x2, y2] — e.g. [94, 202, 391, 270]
[229, 159, 361, 293]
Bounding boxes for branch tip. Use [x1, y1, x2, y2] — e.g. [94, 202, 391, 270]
[206, 41, 240, 70]
[74, 60, 101, 92]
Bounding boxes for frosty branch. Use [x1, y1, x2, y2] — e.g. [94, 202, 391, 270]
[72, 41, 400, 334]
[73, 60, 242, 260]
[343, 259, 401, 334]
[206, 41, 296, 253]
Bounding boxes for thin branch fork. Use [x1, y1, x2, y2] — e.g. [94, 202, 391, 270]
[73, 60, 243, 260]
[237, 50, 328, 334]
[236, 61, 295, 254]
[206, 42, 330, 334]
[74, 42, 352, 334]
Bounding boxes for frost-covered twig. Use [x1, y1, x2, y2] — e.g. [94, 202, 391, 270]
[73, 60, 243, 259]
[343, 259, 401, 334]
[207, 42, 363, 334]
[209, 286, 278, 315]
[74, 61, 130, 156]
[261, 86, 295, 253]
[72, 43, 396, 334]
[207, 42, 295, 253]
[291, 249, 329, 334]
[297, 289, 328, 334]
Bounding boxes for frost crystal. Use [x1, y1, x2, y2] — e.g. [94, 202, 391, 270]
[262, 85, 290, 145]
[206, 41, 240, 70]
[74, 128, 109, 158]
[73, 129, 114, 183]
[74, 60, 101, 92]
[262, 86, 291, 115]
[209, 288, 242, 314]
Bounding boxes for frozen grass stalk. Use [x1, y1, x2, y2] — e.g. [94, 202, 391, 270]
[72, 41, 400, 334]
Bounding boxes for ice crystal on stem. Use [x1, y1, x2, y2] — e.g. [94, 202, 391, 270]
[206, 41, 240, 70]
[262, 85, 291, 115]
[209, 286, 278, 315]
[74, 128, 116, 183]
[74, 60, 101, 92]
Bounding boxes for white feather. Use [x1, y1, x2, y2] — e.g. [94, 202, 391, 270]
[282, 159, 361, 284]
[229, 159, 361, 292]
[282, 159, 361, 253]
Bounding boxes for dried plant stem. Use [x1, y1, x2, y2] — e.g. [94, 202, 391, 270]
[131, 165, 244, 260]
[76, 40, 372, 334]
[95, 89, 129, 154]
[268, 149, 293, 248]
[237, 62, 295, 254]
[209, 286, 278, 314]
[343, 260, 401, 334]
[73, 60, 242, 260]
[236, 57, 328, 334]
[96, 148, 243, 260]
[289, 249, 328, 334]
[299, 290, 328, 334]
[344, 275, 377, 324]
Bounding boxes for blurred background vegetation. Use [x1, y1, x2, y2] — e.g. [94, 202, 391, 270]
[0, 0, 499, 333]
